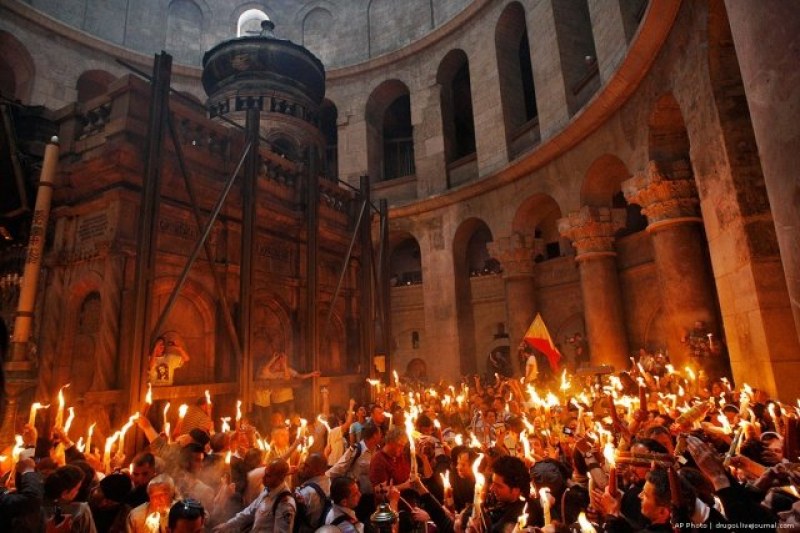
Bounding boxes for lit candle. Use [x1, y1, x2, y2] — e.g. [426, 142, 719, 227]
[145, 511, 161, 533]
[63, 407, 76, 436]
[103, 431, 119, 473]
[10, 434, 24, 474]
[393, 370, 399, 387]
[220, 417, 231, 433]
[28, 402, 49, 426]
[225, 450, 232, 465]
[178, 404, 188, 420]
[205, 389, 212, 420]
[471, 454, 486, 523]
[235, 400, 242, 429]
[707, 333, 714, 350]
[85, 422, 96, 455]
[539, 487, 551, 526]
[521, 430, 531, 460]
[516, 502, 529, 532]
[317, 414, 332, 434]
[75, 437, 85, 453]
[604, 442, 617, 494]
[162, 402, 171, 440]
[118, 413, 140, 455]
[578, 512, 597, 533]
[145, 383, 153, 405]
[405, 415, 418, 477]
[54, 384, 71, 428]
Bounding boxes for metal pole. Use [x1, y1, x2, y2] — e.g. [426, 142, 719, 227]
[129, 52, 171, 411]
[306, 147, 320, 413]
[164, 114, 243, 361]
[148, 142, 252, 346]
[378, 199, 392, 376]
[358, 176, 375, 380]
[239, 106, 260, 406]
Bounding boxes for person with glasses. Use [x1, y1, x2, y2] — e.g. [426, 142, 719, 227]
[167, 499, 206, 533]
[212, 459, 295, 532]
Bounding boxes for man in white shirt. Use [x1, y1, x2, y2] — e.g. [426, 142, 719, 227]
[326, 422, 381, 525]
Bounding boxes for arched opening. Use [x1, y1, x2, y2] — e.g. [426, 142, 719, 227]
[582, 154, 646, 236]
[390, 235, 422, 286]
[302, 8, 334, 64]
[320, 99, 338, 179]
[365, 80, 415, 182]
[270, 136, 299, 161]
[512, 194, 564, 262]
[166, 0, 204, 65]
[0, 31, 35, 103]
[319, 308, 346, 375]
[453, 218, 494, 374]
[648, 93, 690, 164]
[438, 49, 477, 187]
[76, 70, 116, 103]
[552, 0, 600, 115]
[237, 8, 270, 37]
[70, 291, 103, 394]
[495, 2, 539, 158]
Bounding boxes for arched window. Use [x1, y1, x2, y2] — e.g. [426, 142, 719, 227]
[166, 0, 204, 65]
[366, 80, 415, 182]
[552, 0, 600, 115]
[390, 236, 422, 286]
[495, 2, 539, 158]
[237, 8, 270, 37]
[0, 31, 35, 103]
[302, 8, 334, 64]
[438, 50, 477, 187]
[76, 70, 116, 103]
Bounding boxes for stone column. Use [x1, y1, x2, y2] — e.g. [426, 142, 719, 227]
[723, 1, 800, 341]
[558, 207, 629, 370]
[487, 233, 539, 352]
[623, 160, 719, 367]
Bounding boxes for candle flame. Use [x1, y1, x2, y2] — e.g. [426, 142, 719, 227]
[225, 450, 231, 464]
[28, 402, 50, 425]
[75, 437, 85, 453]
[441, 470, 451, 491]
[178, 404, 188, 419]
[205, 389, 211, 405]
[560, 369, 570, 391]
[717, 414, 732, 434]
[145, 383, 153, 404]
[12, 434, 24, 462]
[472, 453, 485, 488]
[366, 378, 380, 387]
[393, 370, 399, 386]
[236, 400, 242, 423]
[603, 442, 616, 467]
[578, 512, 597, 533]
[60, 408, 75, 436]
[685, 367, 696, 381]
[516, 502, 529, 531]
[145, 511, 161, 532]
[317, 415, 332, 433]
[454, 434, 463, 446]
[521, 430, 531, 459]
[220, 417, 231, 433]
[665, 364, 675, 374]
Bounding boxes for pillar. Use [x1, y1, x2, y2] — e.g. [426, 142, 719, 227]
[487, 233, 538, 353]
[558, 207, 629, 370]
[723, 0, 800, 342]
[623, 160, 719, 367]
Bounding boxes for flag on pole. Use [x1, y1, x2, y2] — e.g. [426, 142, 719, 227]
[523, 313, 561, 371]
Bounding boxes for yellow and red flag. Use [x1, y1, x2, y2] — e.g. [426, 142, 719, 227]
[523, 313, 561, 371]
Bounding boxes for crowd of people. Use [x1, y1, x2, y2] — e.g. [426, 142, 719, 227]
[2, 345, 800, 533]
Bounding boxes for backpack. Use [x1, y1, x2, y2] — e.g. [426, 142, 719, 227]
[292, 482, 332, 533]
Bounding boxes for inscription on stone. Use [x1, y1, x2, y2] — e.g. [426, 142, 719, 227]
[78, 213, 109, 241]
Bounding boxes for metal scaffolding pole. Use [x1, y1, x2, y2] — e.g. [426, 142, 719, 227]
[306, 147, 320, 413]
[129, 52, 171, 411]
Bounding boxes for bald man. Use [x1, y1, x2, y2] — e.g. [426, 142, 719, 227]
[212, 459, 296, 532]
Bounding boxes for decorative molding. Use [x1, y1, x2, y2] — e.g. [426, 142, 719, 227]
[623, 159, 701, 226]
[558, 207, 626, 257]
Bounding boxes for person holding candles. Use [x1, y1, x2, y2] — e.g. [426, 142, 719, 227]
[0, 456, 44, 531]
[465, 455, 531, 532]
[148, 336, 190, 387]
[126, 474, 178, 533]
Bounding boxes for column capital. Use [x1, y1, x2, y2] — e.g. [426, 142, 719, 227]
[488, 233, 542, 278]
[558, 206, 626, 258]
[623, 159, 701, 227]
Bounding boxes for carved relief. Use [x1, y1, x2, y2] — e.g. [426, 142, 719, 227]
[622, 159, 701, 224]
[557, 207, 626, 256]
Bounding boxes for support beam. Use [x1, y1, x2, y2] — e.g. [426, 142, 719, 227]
[129, 52, 171, 413]
[359, 176, 375, 380]
[306, 147, 320, 413]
